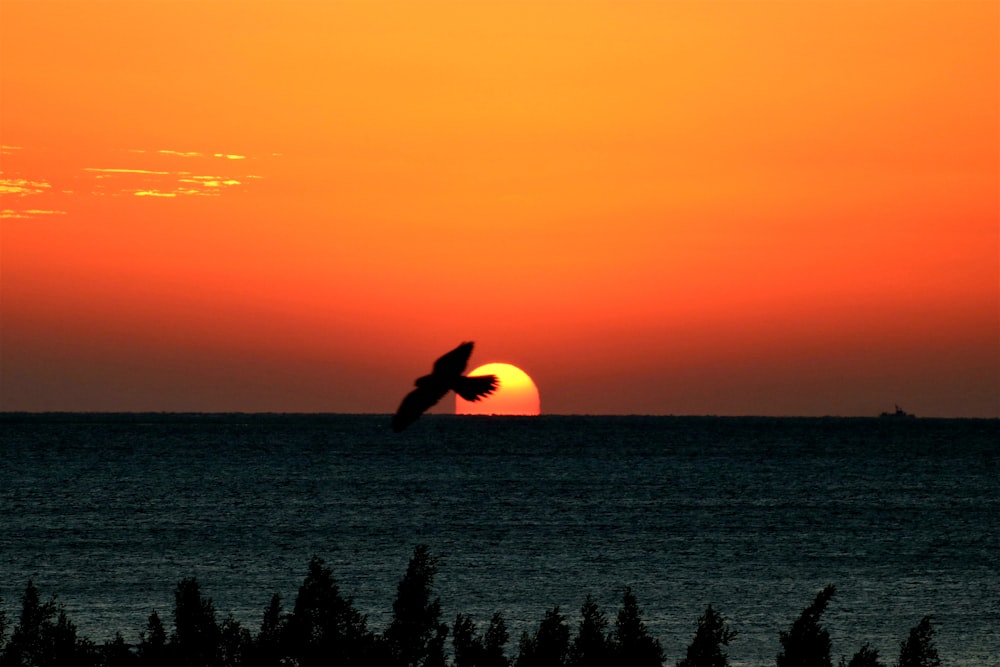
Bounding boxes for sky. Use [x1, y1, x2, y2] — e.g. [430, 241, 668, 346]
[1, 0, 997, 417]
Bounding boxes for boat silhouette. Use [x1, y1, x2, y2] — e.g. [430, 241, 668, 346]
[879, 404, 916, 419]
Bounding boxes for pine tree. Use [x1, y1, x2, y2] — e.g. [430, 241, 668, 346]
[0, 596, 7, 656]
[482, 612, 510, 667]
[252, 593, 285, 666]
[219, 616, 252, 667]
[384, 545, 448, 667]
[4, 580, 56, 666]
[677, 604, 737, 667]
[453, 613, 511, 667]
[839, 643, 884, 667]
[2, 581, 94, 667]
[285, 556, 372, 666]
[47, 608, 83, 666]
[102, 633, 138, 667]
[896, 617, 940, 667]
[137, 610, 170, 667]
[515, 606, 570, 667]
[172, 578, 221, 667]
[611, 587, 664, 667]
[453, 614, 482, 667]
[568, 596, 612, 667]
[776, 585, 836, 667]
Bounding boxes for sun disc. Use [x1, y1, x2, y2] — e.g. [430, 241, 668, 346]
[455, 363, 541, 416]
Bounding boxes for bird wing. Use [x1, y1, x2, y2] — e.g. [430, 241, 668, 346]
[391, 383, 448, 432]
[432, 341, 474, 377]
[453, 374, 499, 402]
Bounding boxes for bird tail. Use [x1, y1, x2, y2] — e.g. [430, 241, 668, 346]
[454, 374, 499, 402]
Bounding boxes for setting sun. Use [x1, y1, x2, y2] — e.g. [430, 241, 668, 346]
[456, 363, 541, 416]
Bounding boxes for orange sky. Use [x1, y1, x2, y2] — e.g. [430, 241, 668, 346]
[2, 0, 997, 417]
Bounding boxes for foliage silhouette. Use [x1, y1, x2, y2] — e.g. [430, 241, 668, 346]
[0, 597, 7, 657]
[482, 612, 511, 667]
[776, 585, 836, 667]
[454, 614, 481, 667]
[2, 580, 55, 667]
[676, 604, 737, 667]
[384, 545, 449, 667]
[250, 593, 284, 667]
[0, 580, 101, 667]
[135, 611, 168, 667]
[453, 613, 509, 667]
[102, 633, 136, 667]
[612, 586, 664, 667]
[218, 616, 251, 667]
[172, 578, 221, 667]
[839, 643, 884, 667]
[896, 616, 940, 667]
[515, 606, 570, 667]
[283, 555, 374, 666]
[0, 597, 7, 655]
[0, 558, 967, 667]
[568, 596, 612, 667]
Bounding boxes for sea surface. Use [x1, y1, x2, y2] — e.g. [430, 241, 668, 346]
[0, 414, 997, 665]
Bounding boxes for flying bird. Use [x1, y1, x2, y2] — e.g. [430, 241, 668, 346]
[392, 341, 499, 432]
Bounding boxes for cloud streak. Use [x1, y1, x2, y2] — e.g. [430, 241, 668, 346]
[1, 147, 268, 217]
[1, 208, 67, 219]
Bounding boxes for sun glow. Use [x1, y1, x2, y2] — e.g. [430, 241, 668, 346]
[456, 363, 541, 416]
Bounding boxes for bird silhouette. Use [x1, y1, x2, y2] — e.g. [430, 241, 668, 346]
[392, 341, 498, 432]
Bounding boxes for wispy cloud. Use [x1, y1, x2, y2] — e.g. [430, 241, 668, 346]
[129, 149, 247, 160]
[84, 167, 172, 175]
[158, 149, 203, 158]
[134, 190, 182, 198]
[1, 146, 271, 216]
[179, 175, 242, 188]
[1, 208, 67, 219]
[0, 177, 52, 196]
[83, 150, 262, 197]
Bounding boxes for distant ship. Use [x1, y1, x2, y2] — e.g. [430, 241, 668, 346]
[879, 404, 916, 419]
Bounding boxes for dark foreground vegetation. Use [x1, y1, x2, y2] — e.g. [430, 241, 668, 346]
[0, 546, 942, 667]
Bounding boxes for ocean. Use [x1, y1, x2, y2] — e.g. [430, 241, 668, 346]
[1, 414, 997, 665]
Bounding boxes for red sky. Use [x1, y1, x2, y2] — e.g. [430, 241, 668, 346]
[2, 0, 997, 417]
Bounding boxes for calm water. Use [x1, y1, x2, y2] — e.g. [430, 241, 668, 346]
[1, 414, 997, 665]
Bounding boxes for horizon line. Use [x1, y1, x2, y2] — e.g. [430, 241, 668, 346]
[1, 411, 996, 421]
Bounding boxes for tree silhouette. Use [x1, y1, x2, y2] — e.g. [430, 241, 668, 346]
[568, 596, 612, 667]
[776, 585, 836, 667]
[251, 593, 284, 667]
[0, 563, 976, 667]
[515, 606, 570, 667]
[47, 608, 88, 666]
[172, 578, 221, 667]
[611, 586, 664, 667]
[677, 604, 737, 667]
[219, 616, 252, 667]
[0, 597, 6, 654]
[384, 545, 448, 667]
[101, 633, 136, 667]
[454, 615, 481, 667]
[136, 611, 169, 667]
[3, 580, 55, 666]
[896, 617, 940, 667]
[453, 613, 509, 667]
[0, 598, 7, 658]
[0, 580, 97, 667]
[482, 612, 511, 667]
[839, 643, 884, 667]
[284, 555, 373, 666]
